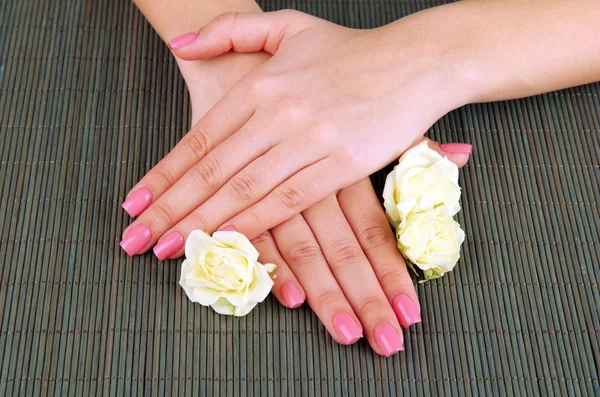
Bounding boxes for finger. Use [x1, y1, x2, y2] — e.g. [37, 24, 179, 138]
[271, 214, 364, 346]
[169, 140, 324, 240]
[222, 156, 356, 240]
[121, 116, 277, 255]
[422, 137, 472, 168]
[303, 196, 404, 357]
[250, 230, 306, 309]
[338, 178, 421, 329]
[169, 10, 313, 58]
[122, 78, 256, 218]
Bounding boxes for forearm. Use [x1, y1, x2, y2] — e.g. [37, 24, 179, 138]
[387, 0, 600, 105]
[132, 0, 261, 42]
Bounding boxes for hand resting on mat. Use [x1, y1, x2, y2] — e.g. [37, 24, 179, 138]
[124, 0, 600, 247]
[118, 13, 469, 354]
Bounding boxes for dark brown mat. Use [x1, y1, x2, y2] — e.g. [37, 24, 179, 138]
[1, 0, 599, 395]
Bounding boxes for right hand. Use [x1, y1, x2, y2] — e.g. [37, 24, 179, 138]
[122, 10, 468, 251]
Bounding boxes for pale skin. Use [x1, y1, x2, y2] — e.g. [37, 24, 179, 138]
[128, 0, 600, 355]
[129, 0, 471, 356]
[126, 0, 600, 251]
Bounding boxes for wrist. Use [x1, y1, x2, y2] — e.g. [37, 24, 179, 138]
[133, 0, 262, 42]
[378, 2, 487, 111]
[176, 52, 269, 125]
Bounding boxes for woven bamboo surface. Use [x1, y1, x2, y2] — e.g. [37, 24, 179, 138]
[1, 0, 599, 395]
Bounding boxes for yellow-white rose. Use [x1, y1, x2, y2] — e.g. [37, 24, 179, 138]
[396, 204, 465, 281]
[179, 230, 276, 316]
[383, 141, 461, 228]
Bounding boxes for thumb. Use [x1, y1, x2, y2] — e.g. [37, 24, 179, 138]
[168, 10, 312, 60]
[420, 138, 472, 168]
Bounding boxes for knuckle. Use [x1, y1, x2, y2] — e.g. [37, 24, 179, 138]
[228, 173, 258, 202]
[246, 75, 270, 97]
[304, 120, 340, 150]
[339, 146, 359, 166]
[277, 9, 306, 23]
[314, 289, 344, 309]
[245, 210, 268, 234]
[378, 268, 408, 289]
[153, 165, 177, 188]
[152, 200, 177, 226]
[185, 131, 211, 160]
[277, 9, 298, 17]
[278, 186, 306, 212]
[272, 97, 306, 120]
[328, 243, 364, 272]
[251, 231, 274, 246]
[287, 241, 322, 264]
[359, 225, 394, 250]
[191, 157, 221, 190]
[188, 210, 211, 232]
[356, 295, 384, 315]
[216, 11, 237, 25]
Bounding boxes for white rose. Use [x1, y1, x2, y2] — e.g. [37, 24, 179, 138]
[383, 141, 461, 228]
[179, 230, 276, 316]
[396, 204, 465, 281]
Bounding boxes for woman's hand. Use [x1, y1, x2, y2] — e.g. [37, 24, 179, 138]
[120, 10, 469, 252]
[254, 178, 419, 356]
[118, 23, 471, 355]
[255, 140, 470, 356]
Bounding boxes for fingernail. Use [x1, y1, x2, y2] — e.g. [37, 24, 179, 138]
[333, 312, 363, 344]
[168, 32, 198, 49]
[441, 143, 472, 154]
[122, 188, 152, 217]
[374, 322, 403, 356]
[221, 226, 236, 232]
[393, 294, 421, 328]
[280, 282, 304, 308]
[153, 231, 184, 261]
[120, 225, 152, 256]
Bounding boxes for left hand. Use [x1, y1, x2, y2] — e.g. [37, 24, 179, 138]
[259, 138, 470, 356]
[121, 10, 468, 249]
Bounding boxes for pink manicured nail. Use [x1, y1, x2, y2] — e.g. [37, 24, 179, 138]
[120, 225, 152, 256]
[280, 282, 304, 308]
[122, 188, 152, 217]
[374, 322, 403, 356]
[168, 32, 198, 49]
[441, 143, 472, 154]
[393, 294, 421, 328]
[333, 312, 363, 344]
[153, 231, 184, 261]
[221, 226, 236, 232]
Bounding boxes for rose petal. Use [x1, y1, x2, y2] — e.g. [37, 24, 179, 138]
[221, 288, 251, 307]
[233, 301, 259, 317]
[210, 297, 238, 316]
[212, 231, 260, 261]
[185, 230, 223, 261]
[247, 263, 275, 304]
[382, 169, 401, 227]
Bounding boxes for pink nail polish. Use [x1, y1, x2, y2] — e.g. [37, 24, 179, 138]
[374, 322, 403, 356]
[440, 143, 473, 154]
[120, 225, 152, 256]
[333, 312, 363, 344]
[221, 226, 236, 232]
[393, 294, 421, 328]
[280, 282, 304, 308]
[153, 231, 184, 261]
[122, 188, 152, 217]
[168, 32, 198, 49]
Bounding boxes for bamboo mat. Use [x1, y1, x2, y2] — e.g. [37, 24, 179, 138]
[1, 0, 599, 395]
